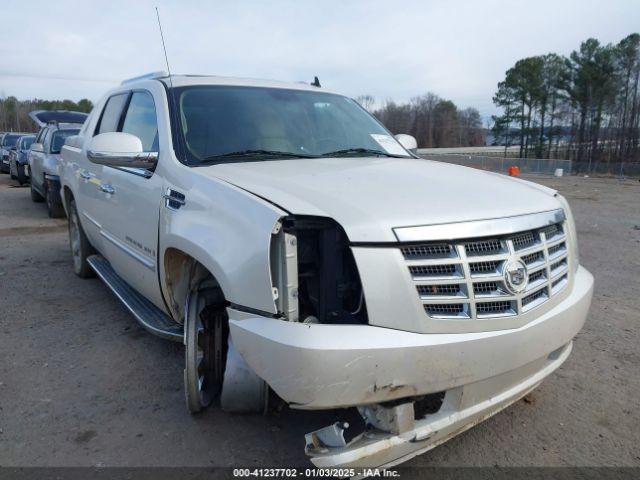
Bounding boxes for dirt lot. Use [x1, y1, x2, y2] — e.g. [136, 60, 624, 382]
[0, 173, 638, 468]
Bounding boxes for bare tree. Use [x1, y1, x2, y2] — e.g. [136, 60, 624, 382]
[373, 93, 484, 148]
[355, 95, 375, 112]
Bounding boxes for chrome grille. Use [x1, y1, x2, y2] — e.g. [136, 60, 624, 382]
[521, 250, 544, 266]
[541, 223, 564, 241]
[512, 231, 539, 250]
[409, 264, 461, 278]
[528, 269, 546, 284]
[417, 284, 463, 297]
[469, 260, 502, 275]
[473, 281, 507, 296]
[401, 243, 454, 259]
[402, 220, 570, 320]
[476, 300, 516, 316]
[522, 287, 549, 311]
[424, 303, 466, 317]
[548, 241, 567, 258]
[464, 239, 505, 256]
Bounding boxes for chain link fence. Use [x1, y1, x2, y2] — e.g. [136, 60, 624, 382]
[419, 154, 573, 176]
[572, 160, 640, 177]
[418, 152, 640, 178]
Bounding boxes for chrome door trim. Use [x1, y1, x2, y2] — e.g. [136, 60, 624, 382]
[393, 209, 566, 242]
[82, 211, 102, 229]
[87, 150, 158, 168]
[114, 166, 153, 178]
[100, 229, 156, 271]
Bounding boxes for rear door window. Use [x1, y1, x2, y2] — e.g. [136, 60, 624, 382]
[96, 93, 129, 135]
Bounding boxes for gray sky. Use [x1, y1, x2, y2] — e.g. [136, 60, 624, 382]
[0, 0, 638, 119]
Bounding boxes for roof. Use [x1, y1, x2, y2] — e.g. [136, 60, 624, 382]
[123, 72, 332, 93]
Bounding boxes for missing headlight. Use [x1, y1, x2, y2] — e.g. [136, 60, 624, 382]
[270, 216, 368, 324]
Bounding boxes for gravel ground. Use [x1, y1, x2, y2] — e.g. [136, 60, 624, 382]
[0, 173, 638, 468]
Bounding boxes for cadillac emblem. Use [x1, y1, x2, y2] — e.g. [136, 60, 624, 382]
[504, 258, 528, 294]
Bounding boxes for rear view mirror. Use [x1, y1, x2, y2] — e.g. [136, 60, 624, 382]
[394, 134, 418, 154]
[87, 132, 157, 169]
[31, 143, 44, 152]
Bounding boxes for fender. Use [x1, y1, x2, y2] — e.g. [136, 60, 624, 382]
[159, 171, 287, 320]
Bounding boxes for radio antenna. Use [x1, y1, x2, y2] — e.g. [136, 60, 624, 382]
[155, 6, 173, 88]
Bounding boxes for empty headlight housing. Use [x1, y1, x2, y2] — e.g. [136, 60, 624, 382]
[270, 216, 368, 324]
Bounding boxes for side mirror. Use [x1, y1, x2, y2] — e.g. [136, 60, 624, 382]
[394, 134, 418, 154]
[87, 132, 157, 169]
[31, 143, 44, 152]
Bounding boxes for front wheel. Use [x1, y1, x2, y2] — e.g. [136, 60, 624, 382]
[67, 199, 95, 278]
[184, 286, 227, 414]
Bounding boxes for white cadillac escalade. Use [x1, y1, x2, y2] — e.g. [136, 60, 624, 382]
[60, 72, 593, 469]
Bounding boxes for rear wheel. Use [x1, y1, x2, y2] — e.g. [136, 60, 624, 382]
[184, 285, 227, 414]
[67, 199, 95, 278]
[16, 164, 28, 185]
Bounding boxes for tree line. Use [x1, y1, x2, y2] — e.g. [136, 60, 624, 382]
[0, 96, 94, 133]
[358, 93, 485, 148]
[492, 33, 640, 166]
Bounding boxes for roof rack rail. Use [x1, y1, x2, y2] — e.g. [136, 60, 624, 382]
[121, 71, 168, 85]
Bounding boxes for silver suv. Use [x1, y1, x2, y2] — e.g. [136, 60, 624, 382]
[28, 110, 87, 217]
[59, 73, 593, 469]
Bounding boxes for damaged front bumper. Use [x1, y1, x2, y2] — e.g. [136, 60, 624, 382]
[228, 265, 593, 467]
[305, 341, 571, 468]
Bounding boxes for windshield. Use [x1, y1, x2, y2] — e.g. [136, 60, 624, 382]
[174, 85, 410, 164]
[20, 136, 35, 150]
[3, 135, 20, 148]
[50, 129, 79, 154]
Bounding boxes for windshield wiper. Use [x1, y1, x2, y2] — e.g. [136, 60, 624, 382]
[200, 149, 317, 163]
[321, 148, 403, 158]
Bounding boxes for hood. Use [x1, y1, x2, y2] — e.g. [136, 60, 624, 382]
[28, 110, 88, 128]
[200, 157, 560, 242]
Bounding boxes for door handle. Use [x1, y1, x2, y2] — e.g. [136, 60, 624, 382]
[99, 183, 115, 195]
[80, 170, 91, 180]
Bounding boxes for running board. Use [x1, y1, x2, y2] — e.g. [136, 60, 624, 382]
[87, 254, 183, 342]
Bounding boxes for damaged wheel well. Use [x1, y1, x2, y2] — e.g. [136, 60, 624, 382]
[163, 248, 226, 323]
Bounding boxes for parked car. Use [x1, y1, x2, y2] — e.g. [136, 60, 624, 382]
[1, 132, 30, 174]
[28, 110, 88, 217]
[9, 134, 36, 184]
[59, 72, 593, 469]
[0, 133, 5, 167]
